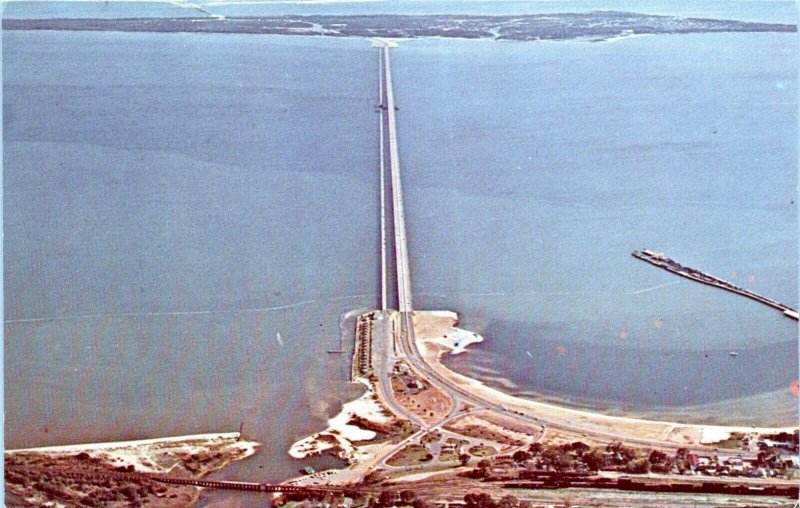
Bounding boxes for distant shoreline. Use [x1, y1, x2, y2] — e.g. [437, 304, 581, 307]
[3, 12, 796, 41]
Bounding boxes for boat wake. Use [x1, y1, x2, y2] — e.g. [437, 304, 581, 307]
[628, 280, 682, 295]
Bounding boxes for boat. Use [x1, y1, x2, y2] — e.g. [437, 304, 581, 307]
[729, 352, 739, 357]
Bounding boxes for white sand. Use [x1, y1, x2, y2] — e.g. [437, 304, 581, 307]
[7, 432, 259, 475]
[7, 432, 244, 453]
[700, 427, 732, 444]
[428, 326, 484, 355]
[289, 379, 392, 462]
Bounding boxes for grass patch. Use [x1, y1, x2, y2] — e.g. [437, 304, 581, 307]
[421, 431, 442, 445]
[711, 439, 744, 449]
[439, 450, 459, 462]
[386, 444, 434, 467]
[468, 445, 497, 457]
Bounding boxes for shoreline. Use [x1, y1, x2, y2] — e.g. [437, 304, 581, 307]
[284, 308, 797, 487]
[417, 311, 796, 443]
[285, 311, 797, 492]
[444, 361, 799, 429]
[6, 431, 249, 454]
[5, 432, 261, 506]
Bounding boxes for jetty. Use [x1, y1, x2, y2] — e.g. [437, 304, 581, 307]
[632, 249, 798, 321]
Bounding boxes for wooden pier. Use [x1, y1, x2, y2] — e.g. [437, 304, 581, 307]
[633, 249, 798, 321]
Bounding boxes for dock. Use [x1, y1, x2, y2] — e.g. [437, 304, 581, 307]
[633, 249, 798, 321]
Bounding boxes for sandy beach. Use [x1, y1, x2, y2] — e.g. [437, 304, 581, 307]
[6, 432, 260, 474]
[413, 310, 796, 447]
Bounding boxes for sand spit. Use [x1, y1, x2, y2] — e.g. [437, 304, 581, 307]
[289, 378, 392, 462]
[5, 432, 261, 507]
[425, 314, 484, 355]
[7, 432, 260, 474]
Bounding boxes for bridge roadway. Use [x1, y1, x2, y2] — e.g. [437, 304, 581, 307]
[378, 48, 388, 312]
[378, 45, 729, 457]
[383, 45, 413, 315]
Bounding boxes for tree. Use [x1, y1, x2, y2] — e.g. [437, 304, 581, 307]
[528, 443, 543, 455]
[399, 490, 416, 505]
[626, 457, 650, 474]
[498, 495, 519, 508]
[363, 469, 385, 485]
[606, 442, 637, 463]
[650, 458, 674, 474]
[474, 458, 493, 478]
[541, 448, 575, 472]
[476, 458, 493, 475]
[465, 492, 495, 508]
[582, 449, 606, 471]
[648, 449, 674, 473]
[569, 441, 590, 456]
[379, 491, 399, 507]
[459, 453, 471, 466]
[412, 499, 432, 508]
[512, 450, 532, 463]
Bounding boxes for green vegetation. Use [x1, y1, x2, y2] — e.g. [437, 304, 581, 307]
[445, 437, 470, 447]
[420, 430, 442, 445]
[386, 444, 434, 467]
[438, 450, 460, 462]
[468, 445, 497, 457]
[464, 491, 531, 508]
[709, 431, 748, 450]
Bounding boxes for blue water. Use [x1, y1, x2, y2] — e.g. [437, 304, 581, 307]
[392, 33, 798, 424]
[2, 17, 797, 500]
[3, 31, 380, 484]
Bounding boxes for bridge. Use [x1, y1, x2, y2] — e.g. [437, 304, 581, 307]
[31, 466, 364, 494]
[381, 44, 413, 315]
[371, 45, 743, 456]
[149, 474, 359, 493]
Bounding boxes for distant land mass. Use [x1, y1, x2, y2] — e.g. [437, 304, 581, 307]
[3, 12, 796, 40]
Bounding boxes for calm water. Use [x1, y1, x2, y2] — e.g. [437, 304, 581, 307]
[3, 32, 381, 486]
[3, 16, 797, 500]
[393, 34, 798, 425]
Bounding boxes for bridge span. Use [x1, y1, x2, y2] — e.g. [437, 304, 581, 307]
[381, 45, 413, 315]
